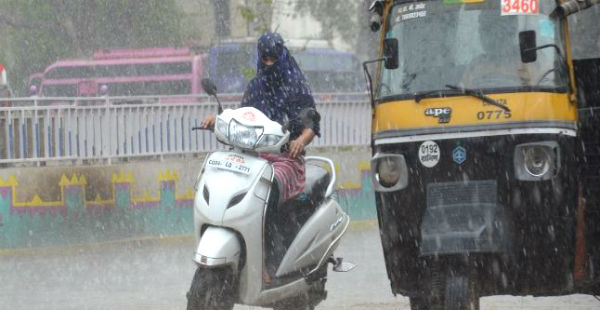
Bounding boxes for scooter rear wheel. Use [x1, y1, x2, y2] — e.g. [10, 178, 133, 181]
[187, 267, 235, 310]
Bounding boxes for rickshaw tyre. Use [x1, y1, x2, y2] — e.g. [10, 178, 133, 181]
[444, 273, 479, 310]
[409, 296, 429, 310]
[412, 263, 445, 310]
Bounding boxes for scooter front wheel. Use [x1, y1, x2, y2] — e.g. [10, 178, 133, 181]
[187, 267, 235, 310]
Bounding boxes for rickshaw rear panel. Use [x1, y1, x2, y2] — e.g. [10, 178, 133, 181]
[374, 134, 580, 297]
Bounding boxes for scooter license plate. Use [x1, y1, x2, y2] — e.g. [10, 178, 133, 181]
[207, 158, 251, 175]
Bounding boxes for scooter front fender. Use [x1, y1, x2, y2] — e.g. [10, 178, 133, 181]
[194, 226, 241, 272]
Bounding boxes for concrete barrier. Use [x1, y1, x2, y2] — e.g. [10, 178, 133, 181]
[0, 147, 374, 248]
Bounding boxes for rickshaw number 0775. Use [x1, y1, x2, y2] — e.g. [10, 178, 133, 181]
[477, 110, 512, 120]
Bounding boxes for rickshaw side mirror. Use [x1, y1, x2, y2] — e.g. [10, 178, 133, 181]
[519, 30, 538, 63]
[383, 38, 399, 69]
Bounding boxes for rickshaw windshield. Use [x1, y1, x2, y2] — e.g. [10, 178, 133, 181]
[378, 0, 568, 100]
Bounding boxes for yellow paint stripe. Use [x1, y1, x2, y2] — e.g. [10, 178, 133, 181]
[85, 200, 115, 206]
[374, 92, 576, 132]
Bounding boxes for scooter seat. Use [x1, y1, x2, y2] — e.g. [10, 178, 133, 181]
[303, 163, 331, 203]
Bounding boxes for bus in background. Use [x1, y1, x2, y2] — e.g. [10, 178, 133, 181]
[208, 39, 364, 95]
[37, 47, 207, 98]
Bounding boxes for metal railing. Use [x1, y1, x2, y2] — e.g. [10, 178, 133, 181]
[0, 94, 371, 165]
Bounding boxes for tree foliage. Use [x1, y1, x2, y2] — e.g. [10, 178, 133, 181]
[0, 0, 183, 95]
[237, 0, 273, 35]
[294, 1, 357, 43]
[294, 0, 377, 60]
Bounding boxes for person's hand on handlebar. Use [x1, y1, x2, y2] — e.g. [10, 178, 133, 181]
[288, 128, 315, 158]
[201, 115, 216, 130]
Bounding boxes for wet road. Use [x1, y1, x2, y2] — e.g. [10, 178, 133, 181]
[1, 225, 598, 310]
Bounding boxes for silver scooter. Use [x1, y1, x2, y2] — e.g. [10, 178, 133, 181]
[187, 79, 354, 310]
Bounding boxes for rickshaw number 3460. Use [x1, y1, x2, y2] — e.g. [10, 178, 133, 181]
[501, 0, 539, 15]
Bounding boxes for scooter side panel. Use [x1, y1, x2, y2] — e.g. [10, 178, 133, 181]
[194, 226, 242, 270]
[221, 163, 273, 305]
[276, 199, 349, 277]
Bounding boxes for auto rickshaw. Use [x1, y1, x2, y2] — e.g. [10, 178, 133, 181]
[363, 0, 600, 308]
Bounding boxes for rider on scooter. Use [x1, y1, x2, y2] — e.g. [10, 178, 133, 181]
[202, 31, 320, 203]
[202, 32, 321, 282]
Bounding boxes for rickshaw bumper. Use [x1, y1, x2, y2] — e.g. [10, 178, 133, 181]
[420, 202, 510, 256]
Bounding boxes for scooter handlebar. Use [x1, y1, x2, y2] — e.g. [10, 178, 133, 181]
[191, 126, 212, 131]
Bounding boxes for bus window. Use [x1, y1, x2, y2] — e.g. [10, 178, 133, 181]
[136, 62, 193, 75]
[295, 53, 354, 72]
[42, 85, 78, 97]
[304, 71, 363, 93]
[211, 46, 255, 93]
[569, 6, 600, 108]
[569, 6, 600, 60]
[45, 66, 94, 79]
[106, 80, 191, 96]
[95, 64, 137, 77]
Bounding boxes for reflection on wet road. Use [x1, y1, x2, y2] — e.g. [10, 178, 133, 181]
[0, 225, 597, 310]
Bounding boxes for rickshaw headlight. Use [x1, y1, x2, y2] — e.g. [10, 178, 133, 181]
[371, 154, 408, 191]
[514, 142, 560, 181]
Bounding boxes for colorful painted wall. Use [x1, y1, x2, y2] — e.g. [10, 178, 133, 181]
[0, 170, 194, 248]
[0, 149, 375, 249]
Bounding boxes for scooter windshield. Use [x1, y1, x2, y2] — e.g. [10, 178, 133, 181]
[378, 0, 568, 100]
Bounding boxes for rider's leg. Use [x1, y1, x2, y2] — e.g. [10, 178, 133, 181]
[264, 179, 282, 282]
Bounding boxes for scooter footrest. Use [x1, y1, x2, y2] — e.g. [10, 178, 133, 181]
[330, 257, 356, 272]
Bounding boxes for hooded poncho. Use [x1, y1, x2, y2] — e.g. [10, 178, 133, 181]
[241, 32, 321, 140]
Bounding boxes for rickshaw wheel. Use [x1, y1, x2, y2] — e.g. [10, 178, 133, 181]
[415, 260, 480, 310]
[444, 272, 479, 310]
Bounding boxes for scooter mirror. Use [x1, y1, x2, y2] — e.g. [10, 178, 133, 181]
[201, 78, 218, 96]
[201, 78, 223, 114]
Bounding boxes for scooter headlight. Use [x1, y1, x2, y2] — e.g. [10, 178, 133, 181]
[256, 134, 284, 148]
[216, 118, 228, 137]
[228, 119, 264, 149]
[514, 141, 560, 181]
[371, 153, 408, 192]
